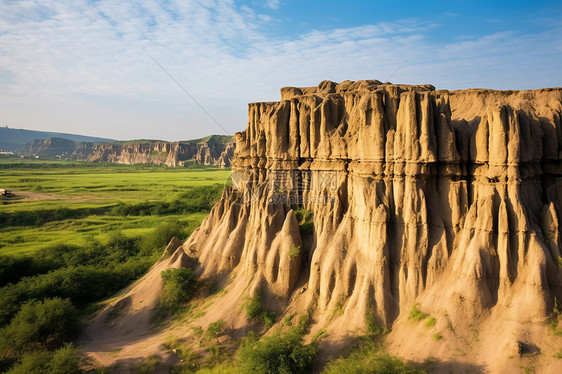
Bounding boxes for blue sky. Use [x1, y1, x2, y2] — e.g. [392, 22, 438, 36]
[0, 0, 560, 141]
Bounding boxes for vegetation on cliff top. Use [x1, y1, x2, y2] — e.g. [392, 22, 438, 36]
[181, 135, 234, 145]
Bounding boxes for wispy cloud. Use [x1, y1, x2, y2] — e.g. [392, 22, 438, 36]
[264, 0, 280, 10]
[0, 0, 560, 140]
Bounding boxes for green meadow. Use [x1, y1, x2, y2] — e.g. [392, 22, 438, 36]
[0, 158, 231, 372]
[0, 159, 230, 256]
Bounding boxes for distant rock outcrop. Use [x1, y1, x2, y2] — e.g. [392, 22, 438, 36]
[83, 139, 234, 167]
[22, 137, 78, 157]
[23, 135, 235, 167]
[180, 79, 562, 372]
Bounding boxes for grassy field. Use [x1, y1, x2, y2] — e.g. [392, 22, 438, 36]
[0, 159, 230, 256]
[0, 159, 233, 372]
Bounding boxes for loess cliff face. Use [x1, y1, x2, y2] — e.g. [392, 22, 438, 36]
[23, 137, 235, 167]
[183, 80, 562, 371]
[83, 141, 234, 167]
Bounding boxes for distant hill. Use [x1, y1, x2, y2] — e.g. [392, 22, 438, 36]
[0, 127, 115, 151]
[20, 134, 236, 167]
[22, 137, 80, 157]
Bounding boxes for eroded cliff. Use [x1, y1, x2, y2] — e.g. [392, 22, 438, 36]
[181, 79, 562, 371]
[83, 140, 234, 167]
[22, 136, 235, 167]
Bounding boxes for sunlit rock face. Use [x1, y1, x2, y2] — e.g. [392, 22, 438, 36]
[84, 141, 234, 167]
[183, 79, 562, 371]
[23, 137, 235, 167]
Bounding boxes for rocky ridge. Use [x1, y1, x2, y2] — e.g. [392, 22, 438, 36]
[22, 137, 77, 158]
[180, 79, 562, 372]
[83, 140, 234, 167]
[22, 136, 235, 167]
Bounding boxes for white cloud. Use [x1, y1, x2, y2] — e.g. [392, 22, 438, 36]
[264, 0, 280, 10]
[0, 0, 560, 141]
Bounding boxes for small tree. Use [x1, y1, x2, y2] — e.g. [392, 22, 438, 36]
[242, 290, 276, 328]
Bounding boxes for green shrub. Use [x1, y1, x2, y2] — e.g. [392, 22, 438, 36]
[262, 311, 277, 329]
[4, 350, 51, 374]
[424, 317, 436, 328]
[5, 344, 82, 374]
[283, 314, 294, 326]
[0, 298, 78, 357]
[432, 333, 442, 341]
[243, 292, 263, 320]
[366, 309, 390, 336]
[153, 268, 198, 322]
[206, 320, 228, 341]
[322, 340, 424, 374]
[160, 268, 198, 308]
[242, 290, 276, 328]
[287, 246, 300, 260]
[408, 304, 428, 322]
[238, 325, 317, 374]
[294, 209, 314, 237]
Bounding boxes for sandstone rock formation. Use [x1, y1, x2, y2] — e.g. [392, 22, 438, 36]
[181, 79, 562, 372]
[23, 135, 235, 167]
[82, 140, 234, 167]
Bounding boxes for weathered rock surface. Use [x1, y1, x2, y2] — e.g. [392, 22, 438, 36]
[23, 136, 235, 167]
[183, 79, 562, 372]
[83, 140, 234, 167]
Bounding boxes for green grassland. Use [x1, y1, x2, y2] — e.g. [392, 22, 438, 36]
[0, 159, 230, 256]
[0, 159, 232, 372]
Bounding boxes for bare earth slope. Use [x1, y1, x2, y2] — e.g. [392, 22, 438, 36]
[82, 80, 562, 373]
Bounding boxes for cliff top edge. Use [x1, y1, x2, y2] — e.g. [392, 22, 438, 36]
[248, 79, 562, 104]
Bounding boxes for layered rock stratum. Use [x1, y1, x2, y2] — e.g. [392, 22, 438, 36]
[81, 79, 562, 373]
[23, 136, 235, 167]
[181, 79, 562, 372]
[82, 139, 234, 167]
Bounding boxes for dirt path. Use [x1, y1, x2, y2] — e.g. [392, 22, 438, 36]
[11, 190, 105, 202]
